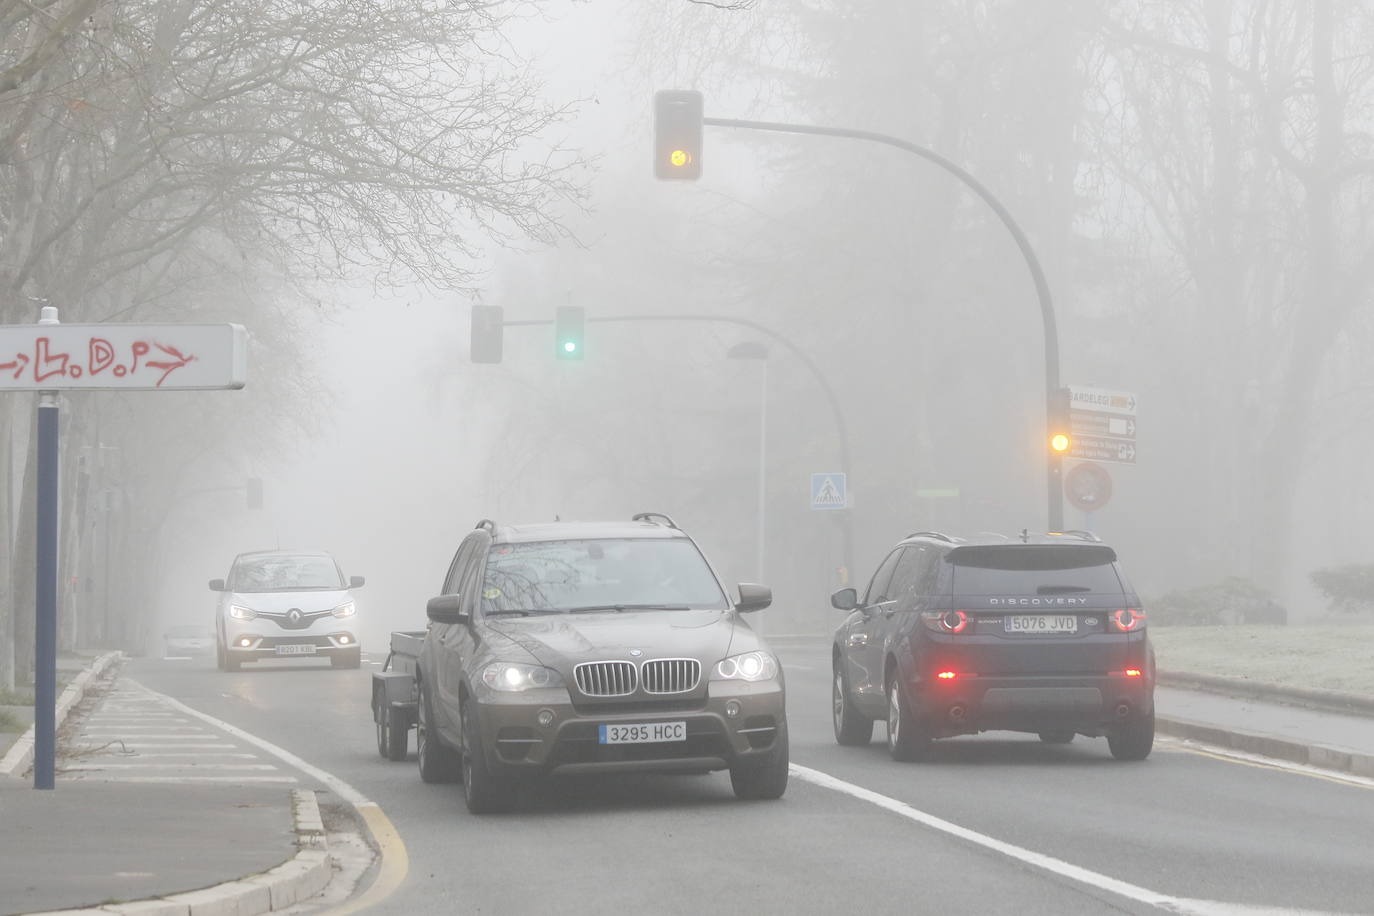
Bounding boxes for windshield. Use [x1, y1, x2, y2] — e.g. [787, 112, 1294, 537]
[481, 538, 729, 614]
[229, 555, 346, 592]
[950, 545, 1124, 595]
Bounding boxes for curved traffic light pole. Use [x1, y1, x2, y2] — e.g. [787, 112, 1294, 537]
[702, 116, 1065, 531]
[504, 313, 856, 578]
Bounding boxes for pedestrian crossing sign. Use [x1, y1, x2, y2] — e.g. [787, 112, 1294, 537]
[810, 473, 848, 510]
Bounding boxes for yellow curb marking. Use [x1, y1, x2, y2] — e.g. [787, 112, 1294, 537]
[323, 802, 409, 914]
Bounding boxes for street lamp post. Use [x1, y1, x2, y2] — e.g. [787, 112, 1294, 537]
[698, 116, 1066, 531]
[727, 341, 769, 587]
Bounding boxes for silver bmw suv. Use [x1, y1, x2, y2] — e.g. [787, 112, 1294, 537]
[210, 549, 365, 671]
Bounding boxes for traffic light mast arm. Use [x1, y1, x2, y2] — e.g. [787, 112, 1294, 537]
[702, 115, 1064, 530]
[496, 311, 856, 575]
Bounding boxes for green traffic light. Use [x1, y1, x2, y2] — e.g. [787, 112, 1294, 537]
[563, 341, 577, 353]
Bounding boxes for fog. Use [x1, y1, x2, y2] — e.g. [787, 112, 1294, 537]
[5, 0, 1374, 672]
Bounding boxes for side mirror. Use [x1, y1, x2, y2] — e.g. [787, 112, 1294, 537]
[426, 594, 470, 625]
[735, 583, 772, 613]
[830, 587, 858, 611]
[208, 579, 226, 592]
[350, 576, 366, 588]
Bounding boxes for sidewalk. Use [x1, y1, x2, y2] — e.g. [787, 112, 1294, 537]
[0, 658, 331, 916]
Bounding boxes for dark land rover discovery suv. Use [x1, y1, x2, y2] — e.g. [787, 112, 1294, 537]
[831, 531, 1154, 761]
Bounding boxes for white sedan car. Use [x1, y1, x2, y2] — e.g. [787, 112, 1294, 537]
[210, 549, 364, 671]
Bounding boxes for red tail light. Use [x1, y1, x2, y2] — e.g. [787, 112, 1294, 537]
[1124, 668, 1143, 678]
[1110, 608, 1145, 632]
[936, 670, 958, 680]
[921, 610, 970, 634]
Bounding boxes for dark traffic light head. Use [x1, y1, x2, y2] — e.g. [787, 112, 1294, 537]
[471, 304, 504, 364]
[654, 90, 704, 180]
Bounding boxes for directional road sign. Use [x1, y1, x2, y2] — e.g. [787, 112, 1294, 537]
[0, 323, 247, 390]
[810, 472, 848, 510]
[1067, 385, 1137, 465]
[1067, 385, 1137, 416]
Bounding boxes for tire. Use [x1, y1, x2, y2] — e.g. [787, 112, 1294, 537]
[730, 722, 789, 800]
[886, 676, 932, 762]
[332, 647, 362, 669]
[461, 696, 516, 813]
[1038, 731, 1075, 744]
[416, 677, 462, 783]
[832, 664, 874, 746]
[1107, 709, 1155, 761]
[376, 705, 409, 761]
[215, 640, 226, 671]
[221, 643, 241, 673]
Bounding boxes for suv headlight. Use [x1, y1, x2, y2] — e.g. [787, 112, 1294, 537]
[228, 605, 257, 620]
[331, 602, 356, 619]
[481, 662, 565, 692]
[712, 651, 778, 682]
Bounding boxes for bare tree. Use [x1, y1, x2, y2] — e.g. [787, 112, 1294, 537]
[0, 0, 587, 680]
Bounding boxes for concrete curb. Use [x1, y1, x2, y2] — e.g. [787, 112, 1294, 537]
[1156, 714, 1374, 779]
[1, 651, 122, 780]
[26, 789, 335, 916]
[1159, 669, 1374, 718]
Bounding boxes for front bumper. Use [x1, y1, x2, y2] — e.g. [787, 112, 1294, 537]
[222, 631, 359, 660]
[472, 679, 786, 776]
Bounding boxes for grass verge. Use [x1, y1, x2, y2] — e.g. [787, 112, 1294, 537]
[1151, 624, 1374, 696]
[0, 708, 26, 733]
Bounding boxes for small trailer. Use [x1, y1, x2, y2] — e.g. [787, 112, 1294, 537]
[371, 630, 424, 761]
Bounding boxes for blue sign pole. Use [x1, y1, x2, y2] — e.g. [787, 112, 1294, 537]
[34, 390, 58, 789]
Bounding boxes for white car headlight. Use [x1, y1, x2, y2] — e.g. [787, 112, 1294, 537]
[228, 605, 256, 620]
[712, 651, 778, 682]
[331, 601, 356, 619]
[481, 662, 565, 692]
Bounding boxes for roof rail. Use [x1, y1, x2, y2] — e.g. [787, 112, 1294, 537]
[905, 530, 953, 542]
[474, 519, 496, 533]
[632, 512, 679, 529]
[1055, 529, 1101, 542]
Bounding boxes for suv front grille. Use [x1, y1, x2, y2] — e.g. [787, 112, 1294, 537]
[575, 661, 637, 696]
[641, 658, 700, 694]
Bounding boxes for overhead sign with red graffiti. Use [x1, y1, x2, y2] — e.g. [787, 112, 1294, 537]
[0, 324, 246, 390]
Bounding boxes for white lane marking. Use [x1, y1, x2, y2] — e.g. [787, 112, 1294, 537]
[125, 678, 374, 807]
[73, 742, 236, 749]
[1168, 741, 1374, 789]
[102, 753, 259, 759]
[79, 775, 298, 784]
[63, 763, 280, 770]
[790, 764, 1348, 916]
[82, 730, 213, 736]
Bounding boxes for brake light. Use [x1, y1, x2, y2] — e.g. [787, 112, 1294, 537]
[921, 610, 970, 634]
[1110, 608, 1145, 632]
[936, 671, 958, 680]
[1124, 668, 1142, 678]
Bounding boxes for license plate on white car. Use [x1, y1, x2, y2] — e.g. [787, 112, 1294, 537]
[1005, 615, 1077, 634]
[598, 721, 687, 744]
[276, 644, 317, 656]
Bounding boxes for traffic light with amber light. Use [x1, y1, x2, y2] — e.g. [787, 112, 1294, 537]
[555, 306, 585, 360]
[1049, 386, 1072, 456]
[654, 90, 703, 180]
[470, 304, 504, 364]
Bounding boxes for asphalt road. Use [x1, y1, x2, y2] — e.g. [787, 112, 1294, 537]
[127, 638, 1374, 915]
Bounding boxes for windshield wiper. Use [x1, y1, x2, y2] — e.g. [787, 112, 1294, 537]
[485, 608, 559, 617]
[566, 603, 691, 614]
